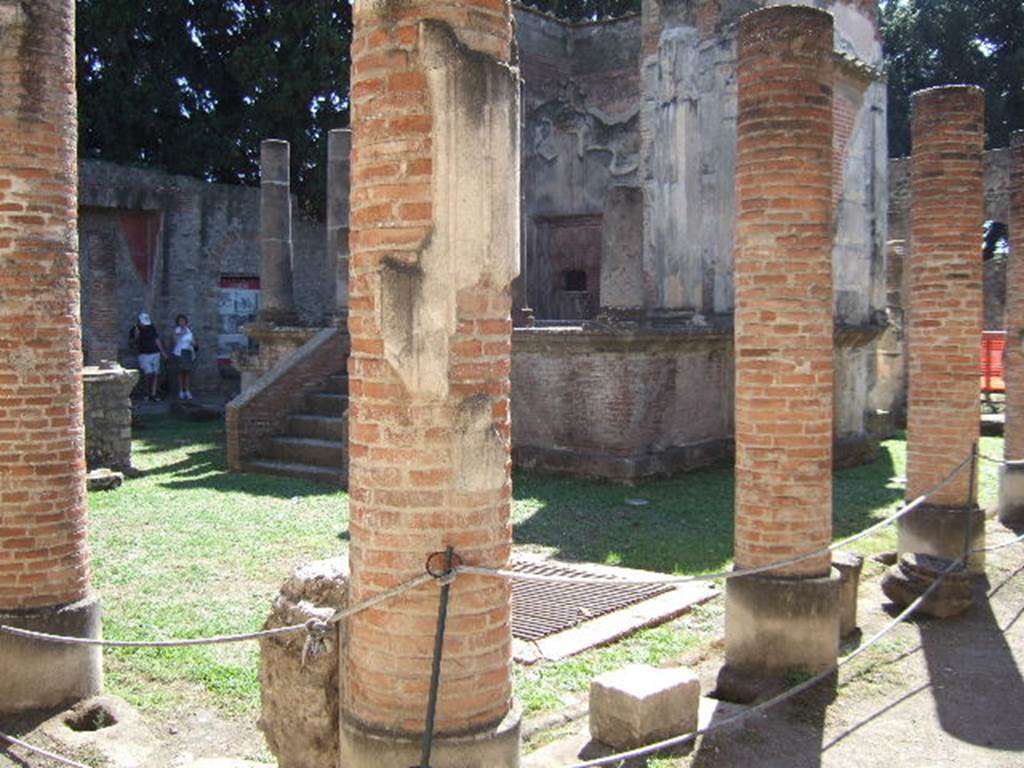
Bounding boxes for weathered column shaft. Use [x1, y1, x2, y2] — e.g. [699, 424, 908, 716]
[999, 130, 1024, 525]
[327, 128, 351, 324]
[900, 86, 986, 566]
[0, 0, 102, 712]
[725, 5, 840, 681]
[344, 1, 520, 765]
[258, 139, 297, 324]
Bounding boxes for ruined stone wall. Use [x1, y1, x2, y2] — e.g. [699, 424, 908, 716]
[512, 329, 734, 479]
[78, 161, 328, 394]
[639, 0, 886, 320]
[83, 366, 138, 472]
[516, 7, 642, 320]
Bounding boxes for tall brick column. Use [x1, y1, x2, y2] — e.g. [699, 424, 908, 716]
[1000, 131, 1024, 527]
[899, 86, 986, 570]
[257, 139, 298, 325]
[0, 0, 103, 712]
[326, 128, 351, 325]
[724, 5, 841, 683]
[342, 1, 521, 765]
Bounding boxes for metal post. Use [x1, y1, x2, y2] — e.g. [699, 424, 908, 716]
[418, 547, 454, 768]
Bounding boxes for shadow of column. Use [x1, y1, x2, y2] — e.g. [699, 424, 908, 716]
[916, 572, 1024, 752]
[688, 676, 836, 768]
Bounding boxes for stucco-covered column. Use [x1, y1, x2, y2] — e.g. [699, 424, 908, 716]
[343, 1, 521, 766]
[1000, 131, 1024, 527]
[724, 5, 841, 682]
[0, 0, 103, 713]
[327, 128, 351, 326]
[899, 86, 986, 571]
[257, 139, 298, 325]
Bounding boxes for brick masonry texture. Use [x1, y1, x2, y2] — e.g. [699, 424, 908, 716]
[226, 327, 347, 471]
[906, 86, 985, 505]
[1004, 131, 1024, 460]
[0, 0, 91, 610]
[733, 5, 834, 578]
[346, 0, 519, 737]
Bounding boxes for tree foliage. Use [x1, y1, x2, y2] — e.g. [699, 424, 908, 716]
[76, 0, 1023, 215]
[76, 0, 351, 217]
[881, 0, 1024, 157]
[518, 0, 640, 20]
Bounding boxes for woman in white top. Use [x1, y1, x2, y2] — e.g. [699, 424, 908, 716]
[173, 314, 198, 400]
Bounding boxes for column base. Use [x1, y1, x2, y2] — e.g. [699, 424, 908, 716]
[724, 569, 841, 679]
[0, 592, 102, 714]
[897, 504, 986, 575]
[339, 706, 521, 768]
[998, 464, 1024, 528]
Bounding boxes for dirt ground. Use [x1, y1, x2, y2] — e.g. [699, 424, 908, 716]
[3, 520, 1022, 768]
[525, 517, 1024, 768]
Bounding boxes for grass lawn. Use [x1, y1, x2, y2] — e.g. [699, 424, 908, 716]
[87, 415, 1003, 736]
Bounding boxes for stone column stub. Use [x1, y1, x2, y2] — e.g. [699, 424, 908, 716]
[257, 139, 299, 325]
[327, 128, 352, 326]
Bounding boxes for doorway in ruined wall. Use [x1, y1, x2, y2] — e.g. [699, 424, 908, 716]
[79, 208, 163, 369]
[529, 214, 602, 321]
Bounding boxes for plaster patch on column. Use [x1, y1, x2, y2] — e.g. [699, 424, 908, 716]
[379, 20, 520, 400]
[455, 395, 507, 493]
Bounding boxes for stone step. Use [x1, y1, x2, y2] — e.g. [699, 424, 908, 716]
[242, 459, 346, 487]
[286, 414, 347, 442]
[324, 374, 349, 395]
[265, 436, 347, 468]
[307, 392, 349, 417]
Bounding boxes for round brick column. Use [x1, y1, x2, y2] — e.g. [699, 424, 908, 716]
[257, 139, 298, 325]
[723, 5, 841, 686]
[899, 86, 986, 570]
[0, 0, 102, 713]
[342, 1, 521, 765]
[999, 131, 1024, 526]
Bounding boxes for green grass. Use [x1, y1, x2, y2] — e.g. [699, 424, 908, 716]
[87, 418, 1003, 726]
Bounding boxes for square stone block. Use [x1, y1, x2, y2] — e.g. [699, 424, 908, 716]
[589, 664, 700, 750]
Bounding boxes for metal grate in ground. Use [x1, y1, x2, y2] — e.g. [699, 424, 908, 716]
[510, 560, 676, 642]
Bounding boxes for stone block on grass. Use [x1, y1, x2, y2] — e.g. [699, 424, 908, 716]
[589, 664, 700, 750]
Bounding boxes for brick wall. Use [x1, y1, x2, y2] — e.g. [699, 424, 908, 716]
[0, 0, 90, 610]
[346, 0, 519, 736]
[733, 6, 834, 577]
[905, 86, 985, 505]
[1004, 132, 1024, 460]
[225, 327, 346, 471]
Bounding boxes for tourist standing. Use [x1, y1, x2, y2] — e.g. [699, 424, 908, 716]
[172, 314, 198, 400]
[130, 312, 166, 401]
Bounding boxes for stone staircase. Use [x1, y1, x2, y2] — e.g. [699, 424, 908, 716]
[242, 371, 349, 486]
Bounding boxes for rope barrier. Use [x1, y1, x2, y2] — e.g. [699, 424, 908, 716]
[561, 554, 973, 768]
[0, 573, 434, 649]
[0, 730, 93, 768]
[458, 453, 975, 588]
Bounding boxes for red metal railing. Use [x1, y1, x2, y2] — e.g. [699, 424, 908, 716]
[982, 330, 1006, 394]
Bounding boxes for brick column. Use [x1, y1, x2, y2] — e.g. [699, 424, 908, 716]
[257, 139, 298, 325]
[342, 1, 521, 765]
[998, 130, 1024, 526]
[723, 5, 841, 685]
[326, 128, 351, 326]
[0, 0, 102, 713]
[899, 86, 986, 570]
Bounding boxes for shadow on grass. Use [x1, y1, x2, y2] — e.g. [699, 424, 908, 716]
[129, 416, 342, 502]
[512, 443, 900, 576]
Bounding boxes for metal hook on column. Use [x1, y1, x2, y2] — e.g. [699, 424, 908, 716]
[417, 547, 458, 768]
